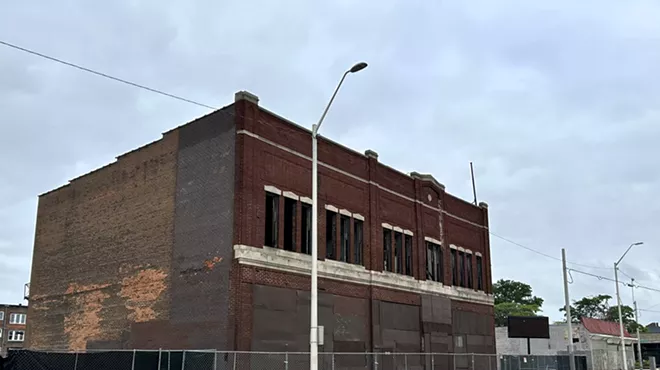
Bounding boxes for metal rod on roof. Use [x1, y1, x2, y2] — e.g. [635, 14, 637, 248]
[470, 162, 478, 205]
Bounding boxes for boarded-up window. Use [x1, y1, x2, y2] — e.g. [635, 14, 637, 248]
[265, 192, 279, 248]
[301, 203, 312, 254]
[326, 210, 337, 260]
[404, 235, 413, 276]
[354, 219, 364, 265]
[394, 231, 403, 274]
[467, 253, 473, 289]
[283, 197, 297, 251]
[340, 215, 350, 262]
[383, 228, 393, 272]
[477, 255, 484, 290]
[459, 251, 466, 287]
[451, 248, 457, 286]
[426, 242, 442, 283]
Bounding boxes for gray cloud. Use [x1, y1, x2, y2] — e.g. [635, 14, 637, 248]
[2, 0, 660, 324]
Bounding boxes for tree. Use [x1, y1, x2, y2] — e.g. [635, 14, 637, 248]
[493, 279, 544, 326]
[560, 294, 611, 322]
[494, 279, 544, 307]
[559, 294, 645, 334]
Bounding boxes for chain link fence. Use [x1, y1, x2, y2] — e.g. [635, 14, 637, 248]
[4, 349, 587, 370]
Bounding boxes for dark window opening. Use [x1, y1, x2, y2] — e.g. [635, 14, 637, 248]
[451, 248, 457, 286]
[265, 192, 279, 248]
[459, 251, 466, 287]
[477, 255, 484, 291]
[353, 220, 363, 265]
[326, 210, 337, 260]
[467, 254, 473, 289]
[426, 242, 442, 283]
[383, 229, 393, 272]
[283, 197, 297, 251]
[301, 203, 312, 254]
[340, 215, 350, 262]
[394, 231, 403, 274]
[426, 243, 434, 280]
[404, 235, 413, 276]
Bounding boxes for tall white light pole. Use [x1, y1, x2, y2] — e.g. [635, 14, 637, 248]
[615, 241, 644, 370]
[310, 62, 367, 370]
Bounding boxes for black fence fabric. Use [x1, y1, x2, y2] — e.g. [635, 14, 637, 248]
[4, 350, 216, 370]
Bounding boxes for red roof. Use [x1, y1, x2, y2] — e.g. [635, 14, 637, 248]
[581, 317, 634, 337]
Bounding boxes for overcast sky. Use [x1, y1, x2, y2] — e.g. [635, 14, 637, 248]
[2, 1, 660, 324]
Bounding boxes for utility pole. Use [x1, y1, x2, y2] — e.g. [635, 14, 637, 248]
[615, 242, 643, 370]
[631, 280, 643, 368]
[615, 263, 629, 370]
[562, 249, 576, 370]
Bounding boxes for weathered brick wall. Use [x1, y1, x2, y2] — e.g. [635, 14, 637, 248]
[27, 131, 179, 350]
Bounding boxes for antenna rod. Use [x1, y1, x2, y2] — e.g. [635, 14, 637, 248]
[470, 162, 478, 205]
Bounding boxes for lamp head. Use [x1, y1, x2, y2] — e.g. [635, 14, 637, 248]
[349, 62, 368, 73]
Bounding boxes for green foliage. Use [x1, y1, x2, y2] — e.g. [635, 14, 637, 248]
[495, 302, 542, 326]
[559, 294, 644, 334]
[493, 279, 544, 326]
[494, 279, 544, 307]
[560, 294, 612, 321]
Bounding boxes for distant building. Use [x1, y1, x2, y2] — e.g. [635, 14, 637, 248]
[645, 322, 660, 333]
[0, 304, 28, 356]
[640, 327, 660, 362]
[26, 91, 495, 360]
[496, 317, 636, 370]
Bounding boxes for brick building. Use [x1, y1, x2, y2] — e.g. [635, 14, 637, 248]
[27, 91, 494, 357]
[1, 304, 28, 356]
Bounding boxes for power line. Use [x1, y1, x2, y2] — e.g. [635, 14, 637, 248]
[489, 231, 609, 270]
[639, 308, 660, 314]
[0, 39, 217, 110]
[568, 268, 660, 295]
[0, 38, 652, 279]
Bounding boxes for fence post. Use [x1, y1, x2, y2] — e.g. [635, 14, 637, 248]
[74, 352, 79, 370]
[432, 354, 435, 370]
[232, 352, 237, 370]
[131, 349, 136, 370]
[285, 351, 289, 370]
[472, 353, 475, 370]
[404, 353, 408, 370]
[332, 353, 335, 370]
[158, 349, 162, 370]
[181, 351, 186, 370]
[453, 353, 456, 370]
[213, 351, 217, 370]
[375, 353, 379, 370]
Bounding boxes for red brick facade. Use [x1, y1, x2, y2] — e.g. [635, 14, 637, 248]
[27, 91, 494, 355]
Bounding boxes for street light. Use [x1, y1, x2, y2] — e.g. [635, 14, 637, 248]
[310, 62, 368, 370]
[614, 241, 643, 370]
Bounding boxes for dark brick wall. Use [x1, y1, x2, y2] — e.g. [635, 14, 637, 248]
[27, 131, 179, 350]
[166, 106, 235, 349]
